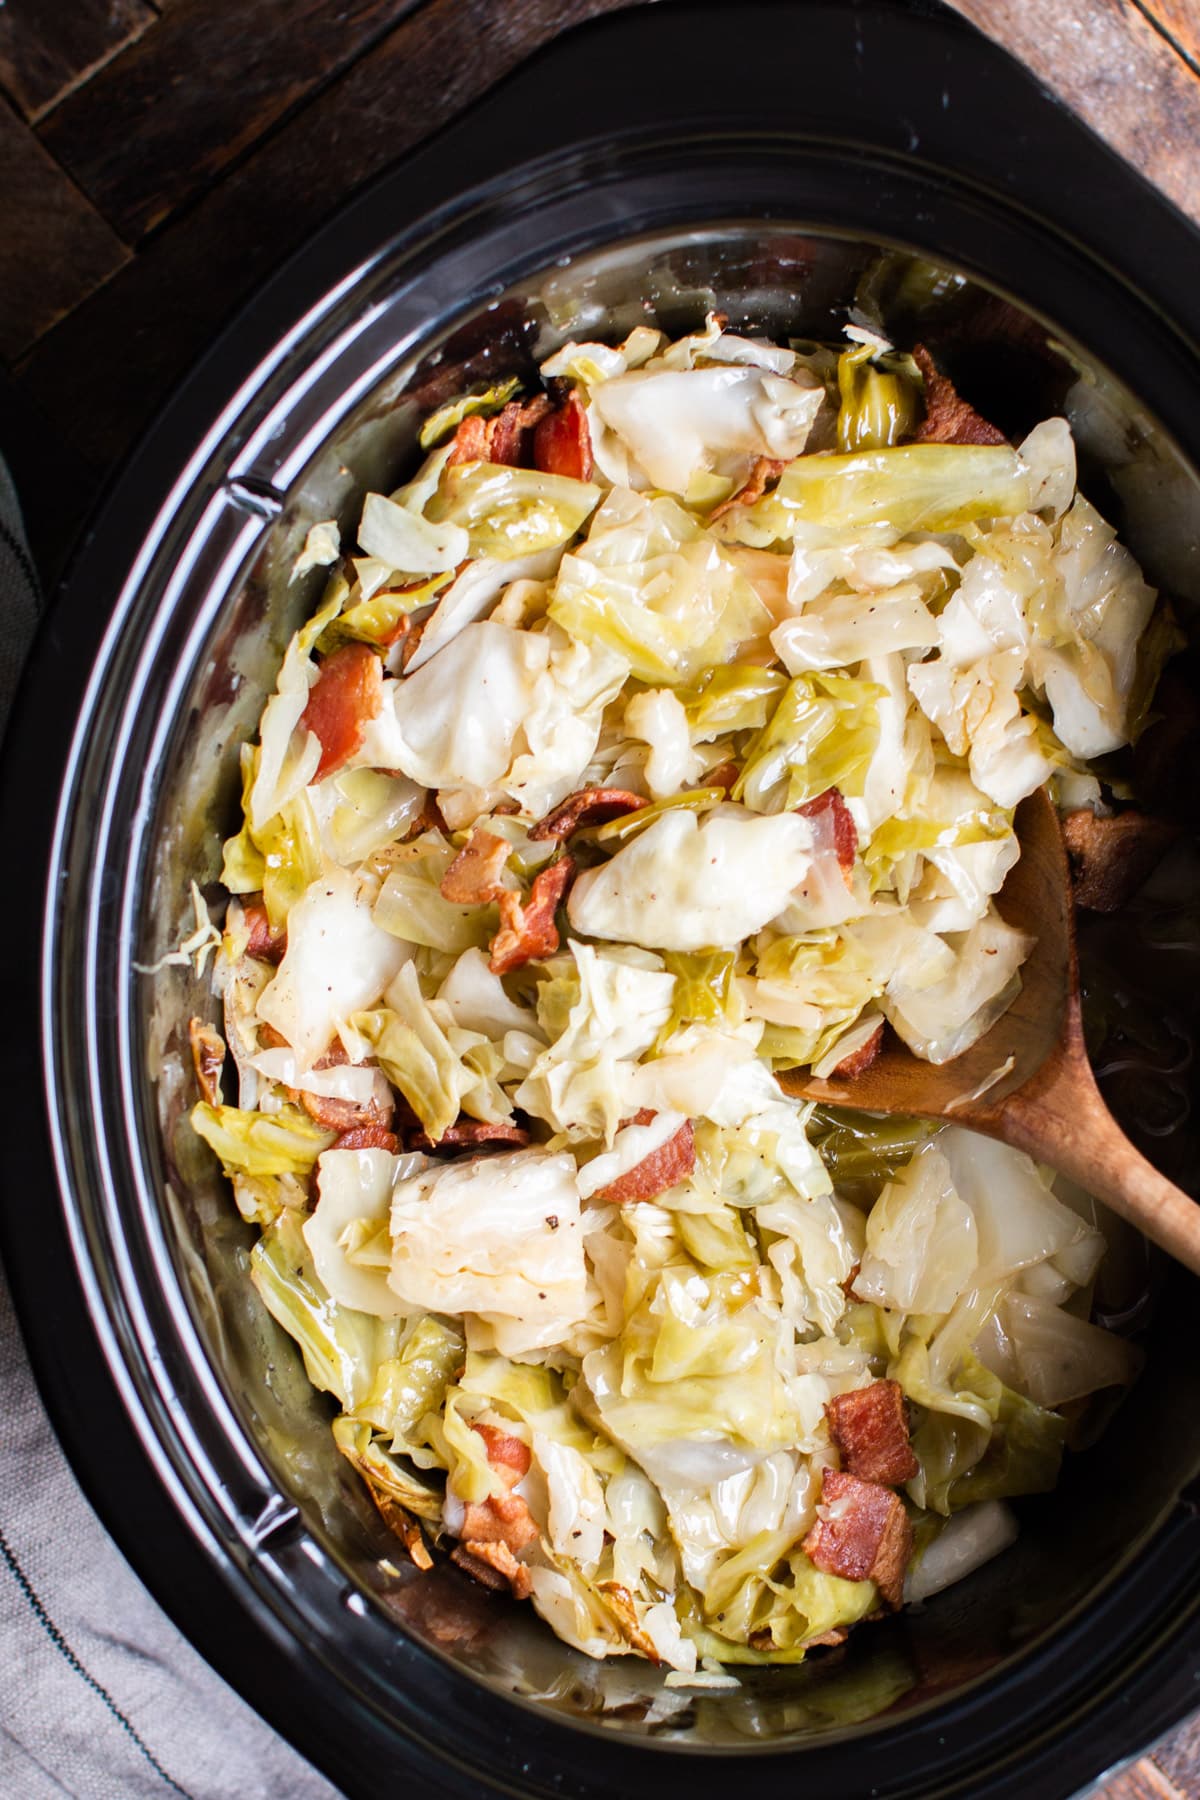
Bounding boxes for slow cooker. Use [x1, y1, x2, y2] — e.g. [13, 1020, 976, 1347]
[4, 3, 1200, 1794]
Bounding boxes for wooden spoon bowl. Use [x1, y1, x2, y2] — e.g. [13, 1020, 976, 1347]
[781, 789, 1200, 1275]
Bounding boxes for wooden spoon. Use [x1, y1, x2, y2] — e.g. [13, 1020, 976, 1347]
[780, 788, 1200, 1275]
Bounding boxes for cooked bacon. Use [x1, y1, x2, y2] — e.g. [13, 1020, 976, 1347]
[300, 1088, 394, 1134]
[710, 456, 787, 520]
[409, 1118, 531, 1153]
[473, 1422, 531, 1482]
[598, 1118, 696, 1205]
[241, 897, 286, 963]
[446, 394, 552, 468]
[488, 855, 576, 974]
[407, 791, 447, 840]
[533, 390, 594, 481]
[528, 787, 648, 842]
[439, 827, 511, 906]
[826, 1380, 918, 1486]
[912, 344, 1007, 447]
[705, 760, 741, 794]
[452, 1539, 532, 1600]
[188, 1018, 226, 1105]
[797, 787, 857, 876]
[388, 610, 428, 669]
[333, 1126, 401, 1153]
[803, 1468, 913, 1609]
[1063, 807, 1179, 911]
[453, 1421, 538, 1592]
[364, 1484, 433, 1570]
[300, 641, 383, 781]
[832, 1020, 885, 1080]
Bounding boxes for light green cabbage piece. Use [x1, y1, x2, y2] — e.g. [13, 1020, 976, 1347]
[427, 462, 600, 560]
[906, 1351, 1067, 1515]
[700, 1538, 877, 1653]
[221, 745, 325, 932]
[349, 963, 478, 1141]
[717, 444, 1031, 548]
[853, 1140, 979, 1315]
[416, 376, 523, 449]
[373, 834, 495, 955]
[835, 340, 921, 453]
[735, 671, 883, 811]
[678, 662, 788, 738]
[548, 489, 771, 685]
[329, 570, 452, 650]
[191, 1100, 334, 1177]
[331, 1415, 445, 1525]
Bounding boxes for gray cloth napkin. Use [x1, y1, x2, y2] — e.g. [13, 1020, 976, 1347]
[0, 472, 341, 1800]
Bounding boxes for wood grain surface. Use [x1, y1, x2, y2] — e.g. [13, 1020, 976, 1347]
[1, 2, 1199, 1794]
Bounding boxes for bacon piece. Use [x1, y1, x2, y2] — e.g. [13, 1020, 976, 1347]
[1063, 808, 1179, 911]
[598, 1118, 696, 1205]
[333, 1126, 401, 1153]
[912, 344, 1007, 447]
[710, 455, 788, 521]
[528, 787, 648, 842]
[797, 787, 857, 877]
[826, 1380, 918, 1486]
[300, 1089, 394, 1134]
[241, 897, 286, 963]
[300, 642, 384, 781]
[533, 390, 594, 481]
[488, 855, 576, 974]
[473, 1422, 531, 1481]
[832, 1020, 885, 1080]
[454, 1421, 539, 1593]
[409, 1117, 531, 1153]
[446, 394, 553, 468]
[705, 760, 740, 794]
[452, 1540, 533, 1600]
[439, 828, 511, 905]
[803, 1469, 913, 1609]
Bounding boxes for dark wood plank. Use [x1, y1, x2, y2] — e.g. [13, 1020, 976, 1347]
[0, 0, 154, 122]
[1103, 1759, 1189, 1800]
[36, 0, 427, 243]
[946, 0, 1200, 228]
[1149, 1708, 1200, 1798]
[1138, 0, 1200, 74]
[14, 0, 638, 481]
[0, 101, 129, 363]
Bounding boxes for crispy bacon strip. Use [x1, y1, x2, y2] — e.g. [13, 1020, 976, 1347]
[598, 1118, 696, 1205]
[452, 1540, 533, 1600]
[1063, 807, 1179, 912]
[912, 344, 1007, 447]
[452, 1422, 538, 1602]
[528, 787, 648, 842]
[300, 641, 384, 781]
[826, 1380, 918, 1486]
[710, 455, 788, 520]
[439, 828, 511, 905]
[188, 1018, 226, 1106]
[446, 394, 552, 467]
[533, 390, 594, 481]
[488, 855, 576, 974]
[300, 1090, 394, 1133]
[803, 1469, 913, 1610]
[408, 1118, 531, 1153]
[798, 787, 857, 877]
[333, 1126, 401, 1153]
[832, 1020, 885, 1080]
[241, 896, 286, 963]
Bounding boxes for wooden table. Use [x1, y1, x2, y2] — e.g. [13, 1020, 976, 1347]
[1, 1, 1198, 1794]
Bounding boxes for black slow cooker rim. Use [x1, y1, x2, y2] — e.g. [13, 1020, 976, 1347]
[5, 4, 1200, 1796]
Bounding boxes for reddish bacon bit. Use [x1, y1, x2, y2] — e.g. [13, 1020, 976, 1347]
[710, 456, 788, 521]
[832, 1020, 885, 1080]
[188, 1018, 226, 1106]
[407, 791, 447, 840]
[453, 1422, 539, 1599]
[409, 1118, 531, 1153]
[446, 394, 553, 467]
[797, 787, 857, 877]
[598, 1118, 696, 1205]
[387, 610, 428, 668]
[452, 1540, 533, 1600]
[705, 760, 741, 794]
[533, 390, 594, 481]
[803, 1469, 913, 1610]
[300, 642, 384, 781]
[1062, 807, 1179, 912]
[488, 855, 576, 974]
[528, 787, 648, 842]
[241, 897, 286, 963]
[439, 828, 511, 905]
[333, 1126, 401, 1153]
[826, 1380, 919, 1486]
[912, 344, 1007, 447]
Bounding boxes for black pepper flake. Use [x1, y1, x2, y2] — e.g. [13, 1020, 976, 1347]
[538, 1291, 547, 1300]
[546, 1215, 559, 1230]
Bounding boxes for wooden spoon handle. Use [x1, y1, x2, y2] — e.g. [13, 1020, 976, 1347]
[992, 1056, 1200, 1277]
